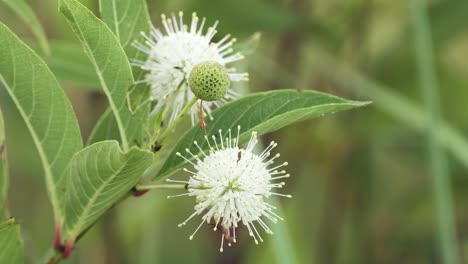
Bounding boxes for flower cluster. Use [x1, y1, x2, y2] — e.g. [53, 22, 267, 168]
[133, 12, 248, 124]
[135, 11, 292, 252]
[167, 128, 291, 252]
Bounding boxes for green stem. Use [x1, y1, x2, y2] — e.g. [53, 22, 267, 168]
[157, 96, 198, 144]
[135, 184, 186, 191]
[43, 249, 61, 264]
[410, 0, 459, 263]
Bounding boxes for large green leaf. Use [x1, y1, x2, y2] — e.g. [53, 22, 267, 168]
[0, 219, 24, 264]
[0, 110, 7, 219]
[0, 23, 83, 221]
[156, 89, 369, 178]
[99, 0, 150, 63]
[87, 0, 152, 146]
[2, 0, 50, 55]
[98, 0, 151, 94]
[60, 0, 144, 151]
[60, 141, 153, 244]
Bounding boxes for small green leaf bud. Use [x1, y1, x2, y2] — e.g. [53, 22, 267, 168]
[189, 61, 230, 101]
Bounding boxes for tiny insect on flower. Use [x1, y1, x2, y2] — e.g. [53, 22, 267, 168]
[132, 12, 249, 125]
[166, 126, 292, 252]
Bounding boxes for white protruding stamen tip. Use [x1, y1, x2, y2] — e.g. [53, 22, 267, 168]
[220, 248, 224, 253]
[174, 130, 290, 248]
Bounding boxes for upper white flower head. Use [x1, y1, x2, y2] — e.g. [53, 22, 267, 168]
[133, 12, 248, 124]
[168, 127, 291, 252]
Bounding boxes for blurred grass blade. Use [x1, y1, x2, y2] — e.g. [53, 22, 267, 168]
[60, 141, 153, 247]
[411, 0, 459, 263]
[0, 219, 24, 264]
[0, 23, 83, 222]
[29, 41, 101, 89]
[156, 89, 369, 179]
[60, 0, 144, 151]
[269, 197, 298, 264]
[0, 110, 7, 219]
[2, 0, 50, 55]
[294, 48, 468, 171]
[190, 0, 299, 33]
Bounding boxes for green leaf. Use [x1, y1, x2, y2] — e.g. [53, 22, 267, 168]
[156, 89, 369, 178]
[98, 0, 151, 98]
[88, 0, 152, 147]
[0, 110, 7, 219]
[30, 41, 101, 89]
[60, 141, 153, 243]
[2, 0, 50, 55]
[0, 219, 24, 264]
[86, 108, 121, 145]
[60, 0, 144, 151]
[99, 0, 150, 64]
[0, 23, 83, 221]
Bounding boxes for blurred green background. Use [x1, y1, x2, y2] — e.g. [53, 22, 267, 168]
[1, 0, 468, 263]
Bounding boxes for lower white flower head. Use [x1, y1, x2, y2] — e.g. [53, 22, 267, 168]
[167, 127, 291, 252]
[132, 12, 248, 124]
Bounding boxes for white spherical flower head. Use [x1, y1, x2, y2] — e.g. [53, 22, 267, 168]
[132, 12, 249, 124]
[167, 127, 291, 252]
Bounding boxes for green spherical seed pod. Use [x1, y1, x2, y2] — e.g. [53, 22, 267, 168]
[189, 61, 230, 101]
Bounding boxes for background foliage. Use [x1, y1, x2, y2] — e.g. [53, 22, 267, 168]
[0, 0, 467, 263]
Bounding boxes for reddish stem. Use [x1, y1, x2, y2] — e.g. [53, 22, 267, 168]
[132, 187, 149, 197]
[54, 224, 62, 251]
[62, 239, 74, 259]
[200, 100, 207, 128]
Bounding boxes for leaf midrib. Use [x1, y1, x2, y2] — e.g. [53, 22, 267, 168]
[67, 150, 130, 237]
[161, 101, 363, 177]
[0, 75, 58, 216]
[62, 0, 129, 151]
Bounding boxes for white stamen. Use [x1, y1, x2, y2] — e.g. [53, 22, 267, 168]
[133, 12, 247, 125]
[172, 130, 291, 251]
